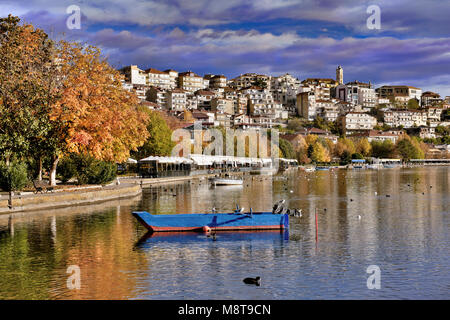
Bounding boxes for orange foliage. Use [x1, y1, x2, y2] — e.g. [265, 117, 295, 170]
[50, 42, 149, 162]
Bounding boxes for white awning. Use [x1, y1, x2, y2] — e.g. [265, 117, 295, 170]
[139, 156, 192, 164]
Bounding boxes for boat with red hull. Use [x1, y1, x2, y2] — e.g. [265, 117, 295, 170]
[132, 210, 289, 232]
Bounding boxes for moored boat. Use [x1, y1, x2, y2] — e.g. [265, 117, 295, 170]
[132, 209, 289, 232]
[212, 178, 243, 186]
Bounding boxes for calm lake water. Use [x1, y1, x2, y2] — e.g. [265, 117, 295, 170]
[0, 167, 449, 299]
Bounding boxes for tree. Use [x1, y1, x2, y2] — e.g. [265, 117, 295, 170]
[371, 139, 396, 158]
[279, 138, 295, 159]
[48, 41, 149, 185]
[356, 138, 372, 157]
[311, 142, 331, 163]
[287, 118, 304, 132]
[407, 98, 419, 109]
[133, 109, 175, 159]
[305, 134, 318, 146]
[335, 137, 356, 158]
[251, 78, 267, 89]
[396, 136, 424, 160]
[0, 15, 55, 165]
[0, 160, 28, 192]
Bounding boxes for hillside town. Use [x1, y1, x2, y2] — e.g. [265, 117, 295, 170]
[120, 65, 450, 160]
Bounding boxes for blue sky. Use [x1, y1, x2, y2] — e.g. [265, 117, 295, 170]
[2, 0, 450, 96]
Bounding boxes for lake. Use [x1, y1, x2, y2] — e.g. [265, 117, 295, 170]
[0, 167, 448, 299]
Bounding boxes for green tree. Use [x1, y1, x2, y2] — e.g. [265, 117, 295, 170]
[0, 15, 55, 165]
[251, 78, 267, 89]
[287, 118, 305, 132]
[69, 154, 117, 185]
[396, 137, 424, 160]
[371, 139, 396, 158]
[0, 160, 28, 192]
[279, 138, 295, 159]
[133, 109, 175, 159]
[407, 98, 420, 109]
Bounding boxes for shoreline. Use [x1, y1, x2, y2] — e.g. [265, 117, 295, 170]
[0, 171, 244, 214]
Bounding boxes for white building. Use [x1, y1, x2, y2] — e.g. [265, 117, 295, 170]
[335, 81, 376, 110]
[146, 68, 172, 89]
[341, 112, 377, 132]
[166, 88, 187, 111]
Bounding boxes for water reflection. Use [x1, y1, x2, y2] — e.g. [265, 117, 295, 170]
[0, 167, 448, 299]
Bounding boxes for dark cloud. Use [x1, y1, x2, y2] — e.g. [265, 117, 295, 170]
[2, 0, 450, 95]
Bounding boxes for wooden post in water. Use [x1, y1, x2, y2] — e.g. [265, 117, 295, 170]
[315, 208, 318, 242]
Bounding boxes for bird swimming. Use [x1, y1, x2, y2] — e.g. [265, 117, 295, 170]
[243, 276, 261, 286]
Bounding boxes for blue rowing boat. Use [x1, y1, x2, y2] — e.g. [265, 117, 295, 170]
[132, 209, 289, 232]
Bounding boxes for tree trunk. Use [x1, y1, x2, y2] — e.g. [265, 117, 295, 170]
[38, 156, 43, 181]
[49, 156, 59, 186]
[8, 191, 14, 209]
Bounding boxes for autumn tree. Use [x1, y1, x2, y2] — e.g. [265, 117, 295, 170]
[335, 137, 356, 159]
[356, 138, 372, 157]
[47, 41, 149, 185]
[311, 141, 331, 163]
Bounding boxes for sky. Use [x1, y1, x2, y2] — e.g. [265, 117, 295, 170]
[2, 0, 450, 96]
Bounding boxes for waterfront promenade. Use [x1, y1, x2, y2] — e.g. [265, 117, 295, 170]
[0, 171, 245, 214]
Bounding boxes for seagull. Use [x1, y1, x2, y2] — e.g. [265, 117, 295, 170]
[212, 207, 216, 214]
[272, 200, 286, 214]
[357, 215, 361, 220]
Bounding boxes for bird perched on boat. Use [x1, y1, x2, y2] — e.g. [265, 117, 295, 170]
[212, 207, 216, 214]
[272, 200, 286, 214]
[243, 276, 261, 286]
